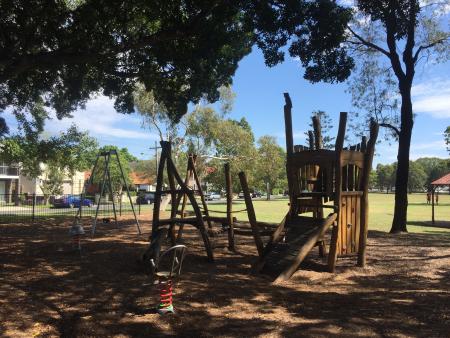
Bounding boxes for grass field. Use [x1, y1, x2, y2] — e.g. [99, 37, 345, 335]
[202, 192, 450, 234]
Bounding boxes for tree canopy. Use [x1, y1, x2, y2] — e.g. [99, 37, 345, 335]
[90, 145, 137, 193]
[1, 0, 353, 131]
[0, 124, 98, 178]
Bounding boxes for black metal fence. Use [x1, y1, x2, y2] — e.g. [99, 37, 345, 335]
[0, 193, 153, 222]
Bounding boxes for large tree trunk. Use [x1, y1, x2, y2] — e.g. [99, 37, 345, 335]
[390, 85, 414, 233]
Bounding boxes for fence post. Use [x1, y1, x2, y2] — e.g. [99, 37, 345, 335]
[32, 193, 36, 222]
[119, 193, 122, 216]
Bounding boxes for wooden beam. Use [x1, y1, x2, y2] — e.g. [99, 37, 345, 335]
[284, 93, 294, 156]
[275, 213, 337, 282]
[357, 119, 379, 267]
[239, 171, 264, 257]
[225, 163, 235, 250]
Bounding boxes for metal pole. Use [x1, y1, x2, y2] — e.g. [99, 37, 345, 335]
[32, 193, 36, 222]
[92, 154, 110, 235]
[106, 155, 118, 227]
[114, 150, 141, 234]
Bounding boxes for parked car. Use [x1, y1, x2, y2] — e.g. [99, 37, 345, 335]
[238, 191, 262, 199]
[205, 192, 221, 201]
[136, 192, 157, 205]
[251, 191, 262, 198]
[52, 195, 93, 208]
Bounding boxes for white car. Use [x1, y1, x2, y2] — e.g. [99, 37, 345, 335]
[206, 192, 221, 201]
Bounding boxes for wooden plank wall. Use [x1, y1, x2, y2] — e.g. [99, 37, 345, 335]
[338, 194, 361, 255]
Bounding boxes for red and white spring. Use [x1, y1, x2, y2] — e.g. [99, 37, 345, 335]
[72, 234, 81, 250]
[158, 280, 173, 309]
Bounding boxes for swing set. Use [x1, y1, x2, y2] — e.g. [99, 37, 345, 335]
[76, 149, 141, 235]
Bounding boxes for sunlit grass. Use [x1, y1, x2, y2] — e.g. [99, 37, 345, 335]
[187, 193, 450, 234]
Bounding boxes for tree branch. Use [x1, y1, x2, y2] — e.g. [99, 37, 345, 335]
[413, 37, 449, 63]
[346, 25, 391, 57]
[379, 123, 400, 137]
[385, 12, 406, 81]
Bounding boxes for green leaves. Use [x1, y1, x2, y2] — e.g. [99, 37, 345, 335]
[1, 0, 355, 131]
[0, 124, 98, 179]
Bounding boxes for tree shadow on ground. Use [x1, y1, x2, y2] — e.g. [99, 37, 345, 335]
[0, 221, 449, 337]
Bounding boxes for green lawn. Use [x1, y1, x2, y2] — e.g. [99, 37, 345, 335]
[201, 193, 450, 234]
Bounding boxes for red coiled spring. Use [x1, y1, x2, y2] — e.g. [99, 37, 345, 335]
[158, 280, 173, 309]
[72, 234, 81, 250]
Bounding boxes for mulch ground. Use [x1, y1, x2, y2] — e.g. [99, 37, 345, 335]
[0, 215, 449, 337]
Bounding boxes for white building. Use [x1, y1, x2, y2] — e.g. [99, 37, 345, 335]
[20, 165, 85, 195]
[0, 163, 20, 202]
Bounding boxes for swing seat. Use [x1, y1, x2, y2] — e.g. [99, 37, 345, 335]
[149, 244, 187, 280]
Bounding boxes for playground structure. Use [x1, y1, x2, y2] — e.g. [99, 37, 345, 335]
[77, 149, 141, 235]
[144, 141, 274, 262]
[242, 93, 378, 281]
[144, 93, 378, 281]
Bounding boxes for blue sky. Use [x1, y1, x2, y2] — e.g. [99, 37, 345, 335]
[4, 47, 449, 165]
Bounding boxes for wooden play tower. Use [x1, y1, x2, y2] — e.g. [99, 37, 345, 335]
[249, 93, 379, 281]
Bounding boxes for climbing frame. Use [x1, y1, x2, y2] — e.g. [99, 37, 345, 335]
[145, 141, 214, 262]
[245, 93, 378, 281]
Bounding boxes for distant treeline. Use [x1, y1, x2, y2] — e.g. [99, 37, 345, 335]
[371, 158, 449, 193]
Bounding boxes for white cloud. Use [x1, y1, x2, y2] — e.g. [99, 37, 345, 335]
[45, 96, 158, 140]
[412, 78, 450, 119]
[411, 140, 446, 151]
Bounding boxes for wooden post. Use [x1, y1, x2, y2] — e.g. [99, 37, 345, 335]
[328, 112, 347, 272]
[151, 141, 168, 238]
[191, 156, 212, 229]
[284, 93, 294, 156]
[225, 163, 235, 251]
[312, 115, 323, 150]
[167, 156, 214, 262]
[357, 120, 379, 267]
[308, 130, 315, 150]
[176, 154, 194, 241]
[239, 171, 264, 257]
[166, 144, 178, 245]
[431, 187, 435, 224]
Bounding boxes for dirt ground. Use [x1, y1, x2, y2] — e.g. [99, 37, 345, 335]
[0, 215, 449, 337]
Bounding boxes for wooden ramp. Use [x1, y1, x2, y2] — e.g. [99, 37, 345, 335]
[258, 213, 337, 282]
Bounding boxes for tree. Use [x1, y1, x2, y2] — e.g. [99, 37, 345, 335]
[445, 126, 450, 154]
[255, 136, 285, 200]
[91, 146, 137, 194]
[407, 161, 426, 193]
[258, 0, 448, 232]
[340, 1, 449, 233]
[39, 164, 64, 204]
[415, 157, 449, 187]
[0, 124, 98, 179]
[205, 119, 257, 192]
[376, 163, 396, 193]
[347, 57, 400, 142]
[0, 0, 261, 125]
[369, 170, 378, 190]
[2, 1, 356, 131]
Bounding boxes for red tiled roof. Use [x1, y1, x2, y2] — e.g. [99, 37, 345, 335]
[130, 172, 153, 185]
[431, 172, 450, 185]
[84, 171, 91, 180]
